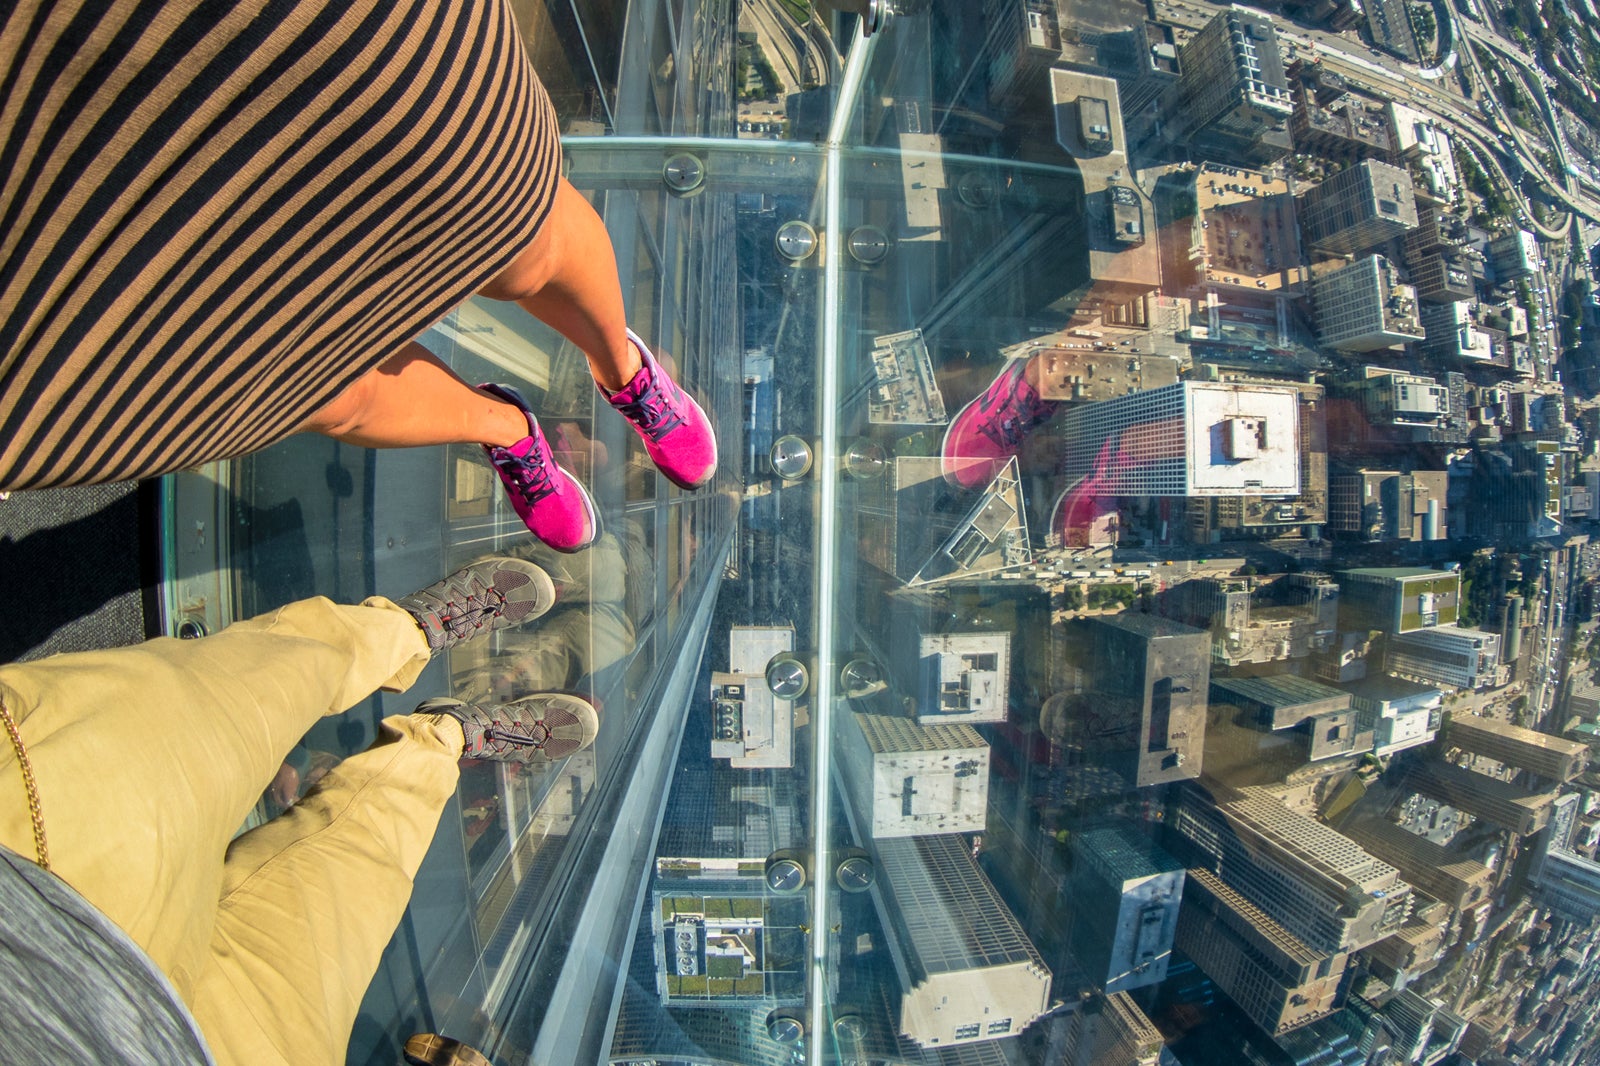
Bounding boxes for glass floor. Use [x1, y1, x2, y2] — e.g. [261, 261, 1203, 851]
[160, 0, 1600, 1063]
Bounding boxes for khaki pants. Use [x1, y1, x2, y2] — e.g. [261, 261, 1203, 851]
[0, 596, 464, 1066]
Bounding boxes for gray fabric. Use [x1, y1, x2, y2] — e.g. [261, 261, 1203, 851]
[0, 484, 147, 662]
[0, 845, 213, 1066]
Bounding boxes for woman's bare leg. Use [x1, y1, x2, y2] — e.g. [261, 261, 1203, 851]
[300, 343, 528, 448]
[301, 176, 644, 450]
[478, 177, 641, 392]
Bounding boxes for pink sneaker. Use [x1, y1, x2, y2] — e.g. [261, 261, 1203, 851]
[480, 383, 600, 553]
[940, 358, 1059, 490]
[602, 329, 717, 490]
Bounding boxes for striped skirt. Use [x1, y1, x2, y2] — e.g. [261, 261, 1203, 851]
[0, 0, 563, 490]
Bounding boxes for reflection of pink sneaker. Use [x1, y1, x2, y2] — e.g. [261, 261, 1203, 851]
[603, 329, 717, 490]
[1050, 438, 1130, 547]
[480, 383, 600, 553]
[940, 359, 1059, 490]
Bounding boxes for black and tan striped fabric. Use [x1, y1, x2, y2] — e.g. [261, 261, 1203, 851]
[0, 0, 562, 490]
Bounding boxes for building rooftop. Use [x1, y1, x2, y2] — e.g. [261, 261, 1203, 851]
[1343, 675, 1440, 703]
[1093, 611, 1208, 640]
[1448, 714, 1588, 757]
[1034, 349, 1180, 404]
[1191, 162, 1307, 293]
[855, 713, 986, 755]
[1186, 383, 1301, 494]
[1341, 566, 1455, 581]
[1075, 823, 1184, 884]
[1212, 674, 1351, 712]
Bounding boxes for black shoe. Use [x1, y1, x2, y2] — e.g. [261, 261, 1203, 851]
[395, 558, 555, 655]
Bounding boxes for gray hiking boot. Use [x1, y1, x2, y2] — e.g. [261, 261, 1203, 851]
[416, 693, 598, 763]
[395, 558, 555, 655]
[403, 1034, 493, 1066]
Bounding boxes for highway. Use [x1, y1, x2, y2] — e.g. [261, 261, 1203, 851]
[1152, 0, 1600, 228]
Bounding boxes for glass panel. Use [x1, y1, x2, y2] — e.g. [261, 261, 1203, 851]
[158, 0, 1589, 1061]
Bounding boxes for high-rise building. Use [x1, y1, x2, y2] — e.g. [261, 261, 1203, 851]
[1210, 674, 1360, 761]
[1055, 381, 1302, 497]
[1289, 62, 1393, 160]
[1406, 209, 1478, 317]
[1341, 816, 1492, 910]
[1420, 300, 1494, 363]
[710, 626, 798, 767]
[1182, 379, 1329, 542]
[650, 755, 807, 1008]
[1444, 715, 1588, 782]
[1312, 255, 1424, 352]
[1408, 249, 1475, 303]
[1164, 6, 1294, 164]
[1299, 160, 1419, 254]
[1175, 866, 1349, 1035]
[1328, 469, 1448, 542]
[1335, 566, 1460, 634]
[1062, 992, 1165, 1066]
[1078, 614, 1212, 787]
[917, 632, 1010, 724]
[1386, 626, 1503, 690]
[1170, 782, 1412, 953]
[1487, 228, 1540, 280]
[1363, 906, 1450, 990]
[1342, 675, 1442, 757]
[873, 834, 1053, 1047]
[835, 713, 990, 838]
[1533, 848, 1600, 921]
[1356, 370, 1451, 429]
[1405, 760, 1553, 836]
[1114, 21, 1182, 123]
[1379, 990, 1468, 1065]
[1157, 572, 1339, 667]
[1068, 823, 1185, 993]
[985, 0, 1065, 111]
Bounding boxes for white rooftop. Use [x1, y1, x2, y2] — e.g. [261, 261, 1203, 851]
[1186, 383, 1301, 495]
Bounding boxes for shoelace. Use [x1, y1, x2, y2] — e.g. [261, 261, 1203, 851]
[483, 722, 551, 750]
[614, 380, 686, 442]
[493, 446, 557, 504]
[440, 587, 508, 638]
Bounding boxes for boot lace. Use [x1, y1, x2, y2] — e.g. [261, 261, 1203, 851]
[493, 447, 557, 505]
[614, 377, 686, 442]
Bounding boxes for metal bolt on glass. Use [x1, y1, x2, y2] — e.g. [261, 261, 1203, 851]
[769, 435, 814, 480]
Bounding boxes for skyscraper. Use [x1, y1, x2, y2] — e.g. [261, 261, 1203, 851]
[1170, 782, 1412, 952]
[1164, 6, 1294, 163]
[1300, 160, 1419, 254]
[1068, 823, 1185, 993]
[1312, 255, 1425, 352]
[1175, 865, 1349, 1035]
[1341, 816, 1492, 910]
[1405, 760, 1553, 836]
[1386, 626, 1504, 690]
[873, 834, 1053, 1047]
[1062, 992, 1165, 1066]
[917, 632, 1011, 724]
[1444, 714, 1587, 782]
[835, 713, 991, 838]
[1335, 566, 1460, 634]
[1077, 614, 1212, 788]
[1055, 381, 1302, 498]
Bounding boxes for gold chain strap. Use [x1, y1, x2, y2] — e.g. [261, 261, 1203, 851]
[0, 693, 48, 870]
